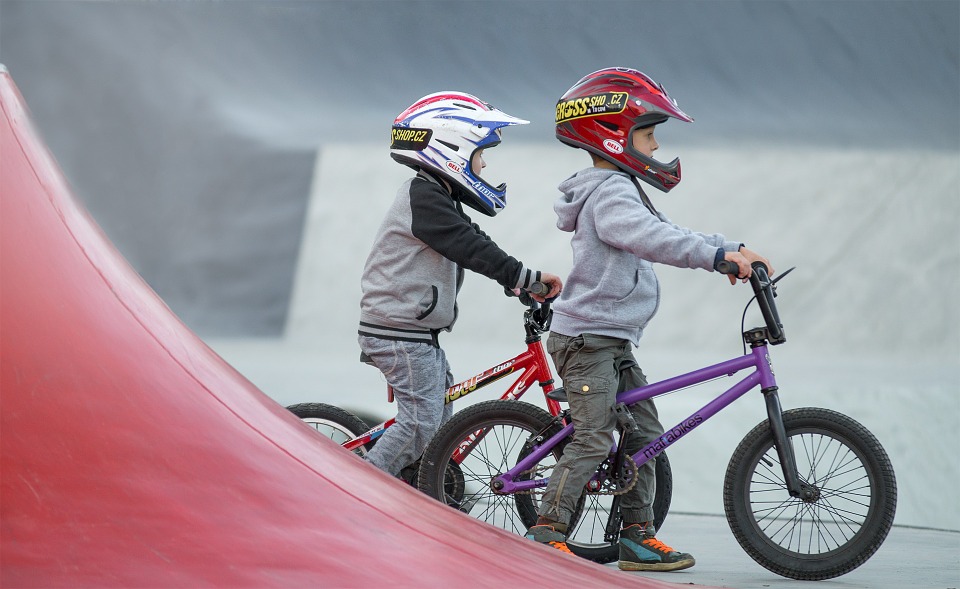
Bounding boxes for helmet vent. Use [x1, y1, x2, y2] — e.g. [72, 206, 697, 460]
[453, 102, 478, 110]
[598, 121, 619, 131]
[437, 139, 460, 152]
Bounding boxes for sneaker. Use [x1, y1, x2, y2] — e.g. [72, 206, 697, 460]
[398, 459, 420, 486]
[618, 524, 695, 572]
[525, 525, 574, 554]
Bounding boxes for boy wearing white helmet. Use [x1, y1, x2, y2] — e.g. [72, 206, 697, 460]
[358, 92, 562, 478]
[524, 68, 772, 571]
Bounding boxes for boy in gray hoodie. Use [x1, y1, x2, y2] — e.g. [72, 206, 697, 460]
[524, 68, 771, 571]
[358, 92, 562, 478]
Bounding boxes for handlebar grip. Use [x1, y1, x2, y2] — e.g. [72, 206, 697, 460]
[528, 281, 550, 297]
[716, 260, 740, 275]
[718, 260, 771, 278]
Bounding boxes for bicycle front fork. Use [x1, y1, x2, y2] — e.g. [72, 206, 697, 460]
[763, 387, 816, 501]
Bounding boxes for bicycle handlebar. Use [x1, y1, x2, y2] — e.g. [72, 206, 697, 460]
[521, 282, 555, 335]
[750, 262, 784, 343]
[527, 281, 550, 297]
[716, 260, 785, 344]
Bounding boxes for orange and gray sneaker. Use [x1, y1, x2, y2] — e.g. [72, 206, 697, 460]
[618, 523, 695, 571]
[524, 524, 574, 554]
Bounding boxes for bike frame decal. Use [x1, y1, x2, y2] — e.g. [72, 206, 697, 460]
[445, 363, 516, 404]
[342, 419, 393, 452]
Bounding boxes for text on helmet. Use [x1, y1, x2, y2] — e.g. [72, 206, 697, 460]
[391, 126, 433, 151]
[556, 92, 628, 124]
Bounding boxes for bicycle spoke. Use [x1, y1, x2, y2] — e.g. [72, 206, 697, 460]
[746, 428, 875, 556]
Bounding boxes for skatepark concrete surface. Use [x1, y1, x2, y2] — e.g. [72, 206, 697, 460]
[2, 1, 957, 586]
[599, 513, 960, 589]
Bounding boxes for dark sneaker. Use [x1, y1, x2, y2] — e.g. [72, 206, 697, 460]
[525, 525, 574, 554]
[618, 524, 695, 571]
[398, 459, 420, 486]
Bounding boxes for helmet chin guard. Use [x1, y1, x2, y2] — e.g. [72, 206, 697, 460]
[390, 92, 528, 216]
[555, 67, 693, 192]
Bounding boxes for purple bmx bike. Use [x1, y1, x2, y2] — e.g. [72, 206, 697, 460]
[417, 263, 896, 580]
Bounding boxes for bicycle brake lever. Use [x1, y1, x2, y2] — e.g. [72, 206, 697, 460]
[771, 266, 795, 286]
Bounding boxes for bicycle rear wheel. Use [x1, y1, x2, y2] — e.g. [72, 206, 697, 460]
[724, 407, 896, 580]
[287, 402, 373, 456]
[418, 399, 673, 564]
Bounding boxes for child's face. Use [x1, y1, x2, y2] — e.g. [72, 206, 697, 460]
[631, 126, 659, 157]
[472, 149, 486, 173]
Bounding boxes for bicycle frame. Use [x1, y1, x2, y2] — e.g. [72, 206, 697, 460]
[493, 263, 809, 499]
[341, 309, 563, 453]
[494, 344, 776, 491]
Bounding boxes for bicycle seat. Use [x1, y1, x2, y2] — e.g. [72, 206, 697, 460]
[546, 387, 568, 402]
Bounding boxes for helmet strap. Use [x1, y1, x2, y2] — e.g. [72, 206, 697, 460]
[630, 176, 661, 217]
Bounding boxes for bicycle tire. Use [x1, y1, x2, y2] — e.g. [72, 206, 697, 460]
[287, 402, 374, 456]
[418, 399, 673, 564]
[723, 407, 896, 580]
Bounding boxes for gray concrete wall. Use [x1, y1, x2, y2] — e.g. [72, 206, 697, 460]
[1, 0, 957, 530]
[1, 0, 956, 335]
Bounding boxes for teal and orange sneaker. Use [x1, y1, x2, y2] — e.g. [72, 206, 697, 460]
[524, 524, 574, 554]
[618, 523, 695, 571]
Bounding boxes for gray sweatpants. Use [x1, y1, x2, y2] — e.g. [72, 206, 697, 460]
[538, 332, 665, 527]
[358, 335, 454, 476]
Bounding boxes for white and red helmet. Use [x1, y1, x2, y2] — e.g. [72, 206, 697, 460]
[390, 92, 528, 216]
[556, 67, 693, 192]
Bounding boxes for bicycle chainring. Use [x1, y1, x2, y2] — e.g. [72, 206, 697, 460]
[593, 455, 639, 496]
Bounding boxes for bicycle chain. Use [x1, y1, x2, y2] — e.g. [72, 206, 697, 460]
[514, 454, 639, 497]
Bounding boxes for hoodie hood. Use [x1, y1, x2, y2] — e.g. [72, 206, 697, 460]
[555, 167, 624, 232]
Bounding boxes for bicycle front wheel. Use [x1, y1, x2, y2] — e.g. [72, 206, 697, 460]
[724, 407, 897, 580]
[287, 402, 373, 456]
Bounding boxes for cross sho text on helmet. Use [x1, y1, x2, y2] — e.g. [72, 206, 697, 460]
[555, 92, 628, 124]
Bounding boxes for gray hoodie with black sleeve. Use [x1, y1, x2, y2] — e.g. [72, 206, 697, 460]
[358, 172, 541, 346]
[550, 167, 742, 346]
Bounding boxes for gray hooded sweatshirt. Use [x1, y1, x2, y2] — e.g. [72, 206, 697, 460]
[551, 167, 741, 345]
[359, 172, 541, 346]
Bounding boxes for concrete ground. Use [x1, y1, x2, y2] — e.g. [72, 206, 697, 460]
[602, 512, 959, 589]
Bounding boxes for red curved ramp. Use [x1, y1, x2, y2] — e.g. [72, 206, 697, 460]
[0, 67, 699, 588]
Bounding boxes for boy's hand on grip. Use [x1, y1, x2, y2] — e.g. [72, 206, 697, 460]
[529, 273, 563, 302]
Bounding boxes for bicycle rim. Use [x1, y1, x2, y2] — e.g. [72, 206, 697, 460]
[286, 403, 371, 456]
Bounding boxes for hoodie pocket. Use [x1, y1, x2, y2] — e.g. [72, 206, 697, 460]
[416, 285, 439, 320]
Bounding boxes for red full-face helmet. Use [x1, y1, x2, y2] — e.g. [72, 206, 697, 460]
[555, 67, 693, 192]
